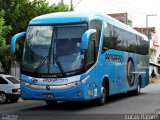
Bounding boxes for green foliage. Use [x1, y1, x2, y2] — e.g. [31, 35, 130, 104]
[0, 10, 12, 72]
[0, 0, 71, 73]
[53, 3, 70, 12]
[0, 0, 70, 43]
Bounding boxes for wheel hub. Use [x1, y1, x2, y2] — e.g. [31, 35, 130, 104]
[0, 93, 6, 103]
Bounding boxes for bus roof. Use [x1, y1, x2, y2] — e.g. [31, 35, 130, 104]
[30, 11, 148, 41]
[30, 12, 97, 24]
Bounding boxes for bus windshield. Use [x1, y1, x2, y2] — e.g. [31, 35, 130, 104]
[22, 24, 87, 75]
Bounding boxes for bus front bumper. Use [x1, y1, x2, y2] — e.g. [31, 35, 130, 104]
[20, 83, 97, 101]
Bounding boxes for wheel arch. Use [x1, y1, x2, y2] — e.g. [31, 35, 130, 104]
[102, 76, 110, 95]
[0, 91, 7, 94]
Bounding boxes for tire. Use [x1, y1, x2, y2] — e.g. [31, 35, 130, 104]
[45, 100, 57, 106]
[0, 92, 8, 104]
[95, 81, 107, 106]
[132, 78, 141, 95]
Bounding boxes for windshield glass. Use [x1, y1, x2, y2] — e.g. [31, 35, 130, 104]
[22, 24, 87, 75]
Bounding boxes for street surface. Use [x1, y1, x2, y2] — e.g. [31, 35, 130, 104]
[0, 83, 160, 120]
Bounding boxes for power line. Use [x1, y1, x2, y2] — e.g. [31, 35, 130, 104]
[74, 0, 82, 8]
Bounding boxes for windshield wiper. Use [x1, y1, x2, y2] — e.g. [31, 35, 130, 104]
[33, 56, 48, 73]
[54, 54, 65, 76]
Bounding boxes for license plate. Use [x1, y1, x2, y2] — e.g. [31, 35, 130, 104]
[43, 93, 54, 98]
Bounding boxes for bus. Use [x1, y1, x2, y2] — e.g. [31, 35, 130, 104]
[11, 12, 149, 105]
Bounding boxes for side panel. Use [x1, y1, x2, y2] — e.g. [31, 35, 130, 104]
[96, 50, 126, 95]
[96, 49, 149, 96]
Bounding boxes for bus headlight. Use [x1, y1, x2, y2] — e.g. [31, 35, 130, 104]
[21, 81, 31, 86]
[67, 76, 90, 87]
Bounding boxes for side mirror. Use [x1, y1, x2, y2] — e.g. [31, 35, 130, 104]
[11, 32, 26, 53]
[81, 29, 96, 50]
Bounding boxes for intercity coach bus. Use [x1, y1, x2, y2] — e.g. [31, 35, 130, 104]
[11, 12, 149, 105]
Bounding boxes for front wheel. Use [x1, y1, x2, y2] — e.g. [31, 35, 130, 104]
[95, 81, 107, 106]
[0, 92, 8, 104]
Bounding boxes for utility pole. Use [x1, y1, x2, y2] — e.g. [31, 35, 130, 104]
[70, 0, 73, 10]
[70, 0, 82, 11]
[61, 0, 64, 4]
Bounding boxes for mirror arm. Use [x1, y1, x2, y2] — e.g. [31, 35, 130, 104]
[11, 32, 26, 53]
[81, 29, 97, 50]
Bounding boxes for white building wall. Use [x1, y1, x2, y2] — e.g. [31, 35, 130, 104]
[149, 32, 160, 80]
[10, 61, 20, 79]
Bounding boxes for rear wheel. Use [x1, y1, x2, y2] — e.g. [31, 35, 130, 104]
[132, 77, 141, 95]
[0, 92, 7, 104]
[95, 81, 107, 106]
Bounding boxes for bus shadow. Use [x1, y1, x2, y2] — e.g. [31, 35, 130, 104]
[107, 92, 147, 104]
[20, 92, 148, 113]
[20, 100, 96, 112]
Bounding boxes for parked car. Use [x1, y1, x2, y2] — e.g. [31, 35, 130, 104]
[0, 74, 20, 103]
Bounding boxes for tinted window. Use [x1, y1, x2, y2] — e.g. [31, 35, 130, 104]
[103, 22, 149, 55]
[6, 77, 19, 84]
[0, 77, 8, 84]
[103, 24, 119, 51]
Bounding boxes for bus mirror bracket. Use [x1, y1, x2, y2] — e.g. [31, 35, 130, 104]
[11, 32, 26, 53]
[81, 29, 97, 50]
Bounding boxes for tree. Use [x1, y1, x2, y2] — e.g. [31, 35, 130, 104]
[0, 0, 70, 42]
[0, 10, 12, 73]
[0, 0, 71, 73]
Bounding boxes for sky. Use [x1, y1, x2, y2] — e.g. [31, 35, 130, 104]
[48, 0, 160, 31]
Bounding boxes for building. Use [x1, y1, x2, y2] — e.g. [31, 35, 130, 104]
[134, 27, 160, 81]
[107, 12, 160, 82]
[134, 27, 156, 39]
[108, 12, 132, 27]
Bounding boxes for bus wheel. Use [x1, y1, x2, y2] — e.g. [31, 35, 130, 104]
[132, 77, 141, 95]
[95, 81, 107, 106]
[45, 100, 57, 106]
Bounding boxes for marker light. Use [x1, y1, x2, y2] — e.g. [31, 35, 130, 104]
[22, 81, 31, 86]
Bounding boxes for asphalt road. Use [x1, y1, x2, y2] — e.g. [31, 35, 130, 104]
[1, 83, 160, 120]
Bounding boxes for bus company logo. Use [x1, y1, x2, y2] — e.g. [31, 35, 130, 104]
[43, 78, 68, 83]
[31, 78, 38, 84]
[106, 54, 123, 63]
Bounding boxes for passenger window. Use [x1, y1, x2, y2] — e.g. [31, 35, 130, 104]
[0, 77, 8, 84]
